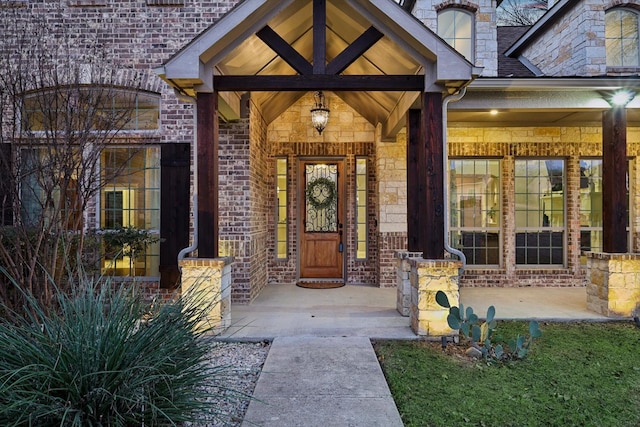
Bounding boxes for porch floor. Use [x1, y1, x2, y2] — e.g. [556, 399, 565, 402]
[218, 284, 607, 340]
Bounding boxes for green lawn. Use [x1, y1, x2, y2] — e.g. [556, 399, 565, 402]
[375, 322, 640, 427]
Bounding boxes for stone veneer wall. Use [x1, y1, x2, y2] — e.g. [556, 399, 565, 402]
[586, 252, 640, 317]
[179, 258, 233, 333]
[377, 130, 409, 287]
[413, 0, 498, 77]
[520, 0, 607, 76]
[266, 93, 379, 286]
[449, 125, 640, 287]
[409, 258, 462, 336]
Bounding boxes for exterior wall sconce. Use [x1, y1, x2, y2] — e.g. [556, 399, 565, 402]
[310, 91, 330, 135]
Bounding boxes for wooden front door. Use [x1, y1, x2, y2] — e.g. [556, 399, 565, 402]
[299, 160, 344, 279]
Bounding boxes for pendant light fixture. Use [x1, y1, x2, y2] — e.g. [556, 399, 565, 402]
[310, 91, 330, 135]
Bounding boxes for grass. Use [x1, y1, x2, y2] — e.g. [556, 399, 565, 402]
[375, 321, 640, 427]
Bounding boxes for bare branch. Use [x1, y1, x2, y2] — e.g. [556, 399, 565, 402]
[0, 5, 147, 316]
[498, 0, 548, 26]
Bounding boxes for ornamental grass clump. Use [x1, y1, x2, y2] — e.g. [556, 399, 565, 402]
[0, 277, 231, 426]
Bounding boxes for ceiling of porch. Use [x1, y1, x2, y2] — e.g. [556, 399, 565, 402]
[216, 0, 426, 128]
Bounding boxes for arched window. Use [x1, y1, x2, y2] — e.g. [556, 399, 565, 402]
[438, 8, 474, 61]
[22, 86, 160, 132]
[606, 8, 640, 67]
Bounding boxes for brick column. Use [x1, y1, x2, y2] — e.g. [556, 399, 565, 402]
[566, 155, 582, 274]
[502, 155, 516, 276]
[409, 258, 462, 336]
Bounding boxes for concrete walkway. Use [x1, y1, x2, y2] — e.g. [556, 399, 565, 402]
[241, 336, 403, 427]
[229, 284, 608, 427]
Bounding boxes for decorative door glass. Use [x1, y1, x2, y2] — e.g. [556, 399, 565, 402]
[305, 163, 338, 232]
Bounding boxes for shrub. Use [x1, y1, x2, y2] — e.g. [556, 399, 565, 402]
[0, 278, 232, 426]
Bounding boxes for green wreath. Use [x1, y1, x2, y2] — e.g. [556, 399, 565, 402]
[306, 177, 337, 210]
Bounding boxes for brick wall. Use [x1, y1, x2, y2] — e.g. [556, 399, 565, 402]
[248, 102, 270, 301]
[217, 113, 272, 304]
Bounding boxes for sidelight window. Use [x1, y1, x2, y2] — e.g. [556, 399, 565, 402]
[355, 157, 367, 259]
[276, 157, 288, 259]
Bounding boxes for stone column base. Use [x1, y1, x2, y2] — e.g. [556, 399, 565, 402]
[179, 257, 233, 334]
[586, 252, 640, 317]
[409, 258, 462, 336]
[396, 251, 424, 317]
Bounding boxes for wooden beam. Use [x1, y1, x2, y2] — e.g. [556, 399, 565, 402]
[422, 92, 445, 259]
[256, 26, 313, 75]
[313, 0, 326, 74]
[213, 74, 424, 91]
[407, 109, 425, 252]
[326, 26, 384, 75]
[197, 92, 219, 258]
[602, 107, 628, 253]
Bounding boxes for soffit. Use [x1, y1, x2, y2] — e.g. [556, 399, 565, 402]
[449, 78, 640, 127]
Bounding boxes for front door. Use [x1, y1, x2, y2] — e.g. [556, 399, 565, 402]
[299, 160, 344, 280]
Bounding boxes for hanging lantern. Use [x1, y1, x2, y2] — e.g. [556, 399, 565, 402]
[310, 91, 330, 135]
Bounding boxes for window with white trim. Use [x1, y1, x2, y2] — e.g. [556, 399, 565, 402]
[514, 159, 565, 266]
[438, 8, 474, 61]
[449, 159, 500, 266]
[606, 8, 640, 67]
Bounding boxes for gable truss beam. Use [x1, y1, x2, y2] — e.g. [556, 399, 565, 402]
[213, 74, 423, 91]
[326, 26, 384, 75]
[254, 0, 384, 79]
[256, 26, 314, 75]
[313, 0, 327, 74]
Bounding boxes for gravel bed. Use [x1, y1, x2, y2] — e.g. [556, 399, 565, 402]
[189, 340, 270, 426]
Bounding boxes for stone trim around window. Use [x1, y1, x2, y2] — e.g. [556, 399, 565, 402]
[435, 0, 478, 13]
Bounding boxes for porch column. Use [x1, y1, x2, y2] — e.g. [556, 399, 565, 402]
[602, 106, 627, 253]
[407, 109, 425, 252]
[197, 91, 219, 258]
[407, 94, 445, 259]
